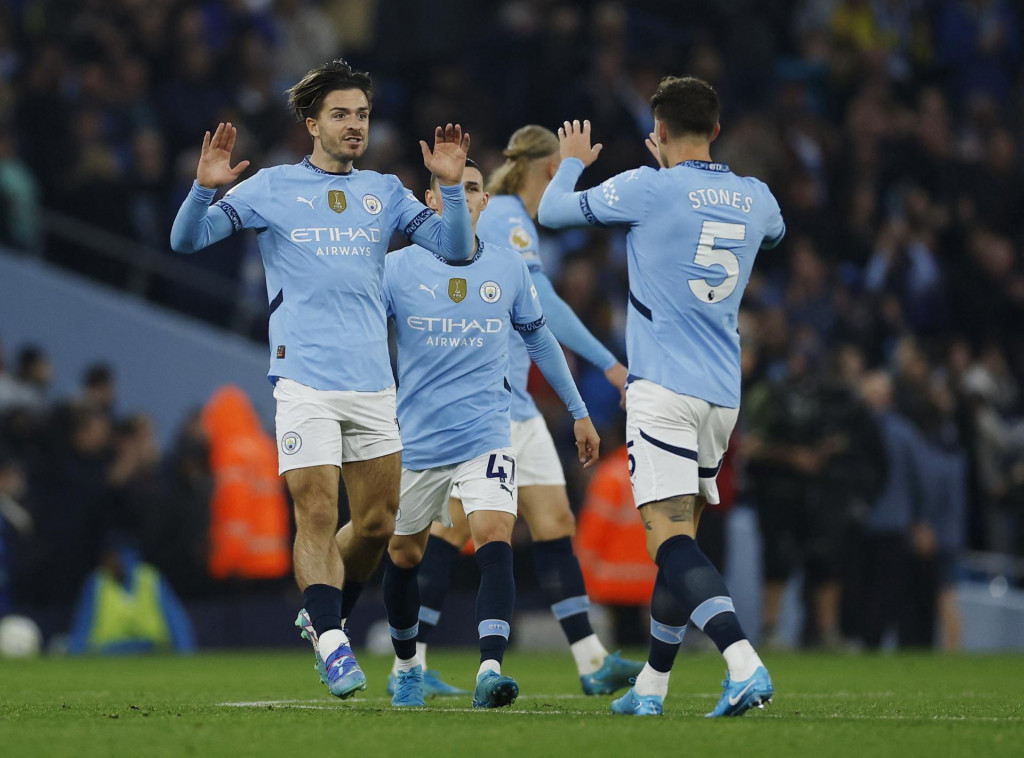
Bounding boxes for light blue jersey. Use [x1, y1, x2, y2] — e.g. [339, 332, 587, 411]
[170, 157, 472, 391]
[477, 195, 544, 422]
[540, 159, 785, 407]
[382, 240, 545, 470]
[478, 194, 618, 422]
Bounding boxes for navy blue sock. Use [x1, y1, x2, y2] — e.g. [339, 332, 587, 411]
[382, 556, 420, 661]
[533, 537, 594, 644]
[648, 568, 690, 672]
[302, 583, 343, 637]
[416, 536, 459, 644]
[475, 541, 515, 665]
[656, 534, 746, 653]
[340, 580, 365, 627]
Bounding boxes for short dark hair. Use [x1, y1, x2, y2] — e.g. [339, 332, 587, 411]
[429, 158, 482, 192]
[649, 76, 719, 139]
[286, 59, 373, 122]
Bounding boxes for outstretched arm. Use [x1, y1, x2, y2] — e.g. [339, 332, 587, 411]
[531, 271, 626, 405]
[538, 119, 603, 229]
[170, 123, 250, 254]
[411, 124, 474, 260]
[520, 323, 601, 467]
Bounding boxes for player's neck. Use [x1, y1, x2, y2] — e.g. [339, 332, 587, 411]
[309, 146, 353, 174]
[516, 173, 548, 220]
[663, 140, 712, 168]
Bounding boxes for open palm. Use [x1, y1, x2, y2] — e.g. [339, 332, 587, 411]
[420, 123, 470, 185]
[197, 122, 251, 189]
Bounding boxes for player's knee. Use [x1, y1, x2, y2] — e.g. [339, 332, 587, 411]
[388, 543, 423, 569]
[529, 507, 575, 540]
[293, 497, 338, 536]
[353, 510, 395, 543]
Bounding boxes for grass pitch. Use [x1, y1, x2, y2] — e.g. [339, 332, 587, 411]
[1, 649, 1022, 757]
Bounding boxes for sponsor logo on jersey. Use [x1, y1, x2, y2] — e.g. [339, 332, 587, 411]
[406, 316, 504, 333]
[281, 432, 302, 455]
[448, 278, 467, 303]
[508, 226, 532, 250]
[419, 283, 439, 299]
[328, 190, 347, 213]
[480, 281, 501, 303]
[289, 227, 382, 243]
[362, 194, 382, 214]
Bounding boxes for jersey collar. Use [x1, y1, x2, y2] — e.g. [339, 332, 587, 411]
[433, 237, 484, 266]
[301, 156, 355, 176]
[677, 159, 730, 173]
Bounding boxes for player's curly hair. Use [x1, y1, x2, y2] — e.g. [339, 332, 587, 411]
[650, 76, 719, 139]
[486, 125, 559, 195]
[286, 59, 373, 122]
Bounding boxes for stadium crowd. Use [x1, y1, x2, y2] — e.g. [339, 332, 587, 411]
[2, 0, 1023, 650]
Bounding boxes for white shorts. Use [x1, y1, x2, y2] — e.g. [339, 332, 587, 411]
[625, 379, 737, 507]
[274, 378, 402, 475]
[395, 448, 518, 536]
[510, 415, 566, 487]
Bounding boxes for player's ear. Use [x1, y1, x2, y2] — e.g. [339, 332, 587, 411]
[546, 156, 560, 179]
[480, 191, 490, 211]
[424, 188, 439, 213]
[710, 122, 721, 143]
[306, 117, 319, 139]
[657, 120, 670, 145]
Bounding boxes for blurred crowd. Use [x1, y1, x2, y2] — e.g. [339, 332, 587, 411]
[2, 0, 1024, 649]
[0, 340, 216, 628]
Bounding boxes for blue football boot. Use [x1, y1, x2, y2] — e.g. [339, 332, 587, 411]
[294, 609, 327, 685]
[471, 670, 519, 709]
[388, 668, 469, 697]
[610, 686, 664, 716]
[705, 665, 773, 717]
[323, 640, 367, 700]
[581, 651, 646, 695]
[391, 665, 426, 707]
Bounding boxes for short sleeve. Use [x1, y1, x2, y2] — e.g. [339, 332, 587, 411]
[578, 166, 655, 226]
[760, 188, 786, 250]
[216, 171, 270, 232]
[510, 257, 545, 332]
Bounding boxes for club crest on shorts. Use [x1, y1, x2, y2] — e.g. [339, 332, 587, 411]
[448, 278, 467, 303]
[281, 432, 302, 455]
[328, 190, 347, 213]
[480, 281, 501, 303]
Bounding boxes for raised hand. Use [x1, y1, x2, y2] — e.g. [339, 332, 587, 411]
[197, 122, 251, 189]
[420, 123, 470, 186]
[557, 119, 603, 167]
[573, 416, 601, 469]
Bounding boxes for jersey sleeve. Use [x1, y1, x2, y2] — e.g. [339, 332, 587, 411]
[389, 177, 474, 260]
[509, 256, 545, 332]
[760, 187, 786, 250]
[215, 171, 271, 232]
[532, 271, 617, 371]
[577, 167, 655, 226]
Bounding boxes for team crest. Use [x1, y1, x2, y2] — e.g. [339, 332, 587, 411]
[480, 281, 502, 303]
[508, 226, 532, 250]
[448, 278, 467, 303]
[328, 190, 347, 213]
[362, 194, 382, 214]
[281, 432, 302, 455]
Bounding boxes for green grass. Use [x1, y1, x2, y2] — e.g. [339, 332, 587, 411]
[1, 649, 1022, 757]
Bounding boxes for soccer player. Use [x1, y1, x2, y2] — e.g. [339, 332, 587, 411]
[169, 59, 474, 699]
[394, 125, 642, 699]
[380, 160, 601, 708]
[538, 76, 785, 717]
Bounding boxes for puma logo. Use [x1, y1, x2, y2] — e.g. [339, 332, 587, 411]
[296, 196, 316, 209]
[419, 283, 439, 299]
